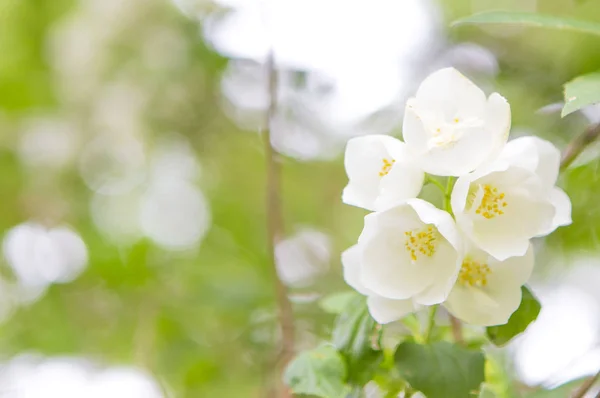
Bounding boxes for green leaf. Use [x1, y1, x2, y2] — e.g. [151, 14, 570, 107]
[486, 286, 541, 346]
[332, 296, 383, 386]
[394, 341, 485, 398]
[478, 385, 497, 398]
[283, 345, 351, 398]
[320, 291, 359, 314]
[562, 71, 600, 117]
[452, 11, 600, 37]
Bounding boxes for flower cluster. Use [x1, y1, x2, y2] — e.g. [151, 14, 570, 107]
[341, 68, 572, 326]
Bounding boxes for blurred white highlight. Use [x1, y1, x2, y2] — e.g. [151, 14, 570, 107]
[0, 354, 165, 398]
[512, 262, 600, 387]
[198, 0, 440, 160]
[140, 179, 210, 250]
[3, 223, 88, 297]
[18, 117, 77, 170]
[3, 223, 88, 286]
[89, 134, 211, 251]
[79, 135, 147, 196]
[275, 228, 331, 287]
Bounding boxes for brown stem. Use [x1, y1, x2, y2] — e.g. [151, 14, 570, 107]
[571, 370, 600, 398]
[449, 314, 464, 345]
[560, 123, 600, 171]
[263, 52, 295, 398]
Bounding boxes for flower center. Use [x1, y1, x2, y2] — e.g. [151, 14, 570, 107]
[459, 259, 491, 287]
[379, 158, 395, 177]
[404, 226, 438, 262]
[428, 130, 462, 149]
[426, 117, 484, 150]
[474, 184, 508, 219]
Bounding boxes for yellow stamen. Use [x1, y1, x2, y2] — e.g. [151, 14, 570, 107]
[458, 258, 491, 287]
[379, 158, 395, 177]
[470, 184, 508, 219]
[404, 226, 439, 262]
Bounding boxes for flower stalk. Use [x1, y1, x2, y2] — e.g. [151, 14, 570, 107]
[263, 52, 295, 397]
[560, 123, 600, 171]
[424, 305, 439, 343]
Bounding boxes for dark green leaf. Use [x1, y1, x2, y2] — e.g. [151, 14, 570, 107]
[486, 286, 541, 346]
[283, 345, 351, 398]
[320, 291, 359, 314]
[394, 341, 485, 398]
[452, 11, 600, 37]
[332, 296, 383, 386]
[562, 71, 600, 117]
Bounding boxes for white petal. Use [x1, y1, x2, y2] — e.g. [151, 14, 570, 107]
[451, 175, 472, 215]
[342, 135, 422, 211]
[360, 200, 461, 300]
[374, 160, 424, 210]
[367, 295, 418, 324]
[383, 136, 414, 161]
[413, 241, 461, 305]
[358, 205, 422, 245]
[551, 187, 573, 227]
[402, 102, 429, 153]
[415, 125, 495, 176]
[484, 92, 511, 160]
[536, 187, 572, 237]
[409, 199, 463, 304]
[469, 191, 553, 260]
[342, 135, 398, 210]
[444, 285, 523, 326]
[341, 245, 373, 296]
[455, 165, 555, 261]
[415, 68, 487, 118]
[500, 136, 561, 188]
[486, 244, 535, 290]
[403, 70, 510, 177]
[342, 184, 375, 211]
[360, 223, 437, 299]
[407, 199, 463, 255]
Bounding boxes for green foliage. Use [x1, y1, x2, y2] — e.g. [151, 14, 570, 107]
[320, 291, 359, 314]
[3, 0, 600, 396]
[478, 385, 496, 398]
[284, 345, 351, 398]
[486, 286, 541, 347]
[452, 11, 600, 37]
[332, 296, 383, 386]
[562, 71, 600, 117]
[394, 341, 485, 398]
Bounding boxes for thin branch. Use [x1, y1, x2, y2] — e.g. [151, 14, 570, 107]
[444, 176, 455, 215]
[425, 175, 446, 193]
[571, 370, 600, 398]
[449, 314, 464, 346]
[560, 123, 600, 171]
[424, 305, 438, 343]
[263, 52, 295, 398]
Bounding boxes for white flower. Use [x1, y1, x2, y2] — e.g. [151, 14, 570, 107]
[497, 136, 572, 235]
[451, 160, 555, 261]
[342, 135, 424, 211]
[443, 242, 534, 326]
[357, 199, 463, 305]
[342, 245, 419, 324]
[403, 67, 510, 176]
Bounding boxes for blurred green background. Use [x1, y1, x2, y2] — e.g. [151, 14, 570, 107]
[0, 0, 600, 397]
